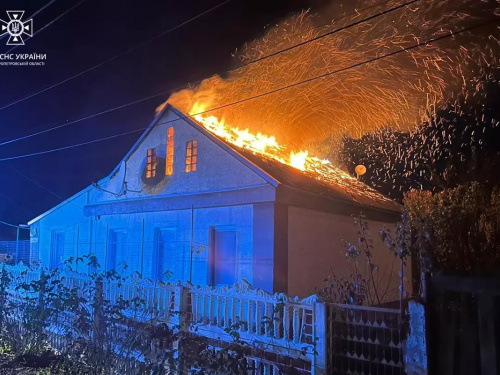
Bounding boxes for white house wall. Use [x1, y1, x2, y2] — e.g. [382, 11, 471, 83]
[30, 107, 278, 291]
[89, 205, 255, 286]
[89, 109, 270, 203]
[31, 191, 91, 269]
[29, 106, 403, 298]
[34, 200, 263, 287]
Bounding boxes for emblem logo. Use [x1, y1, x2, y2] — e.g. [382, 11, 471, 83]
[0, 11, 33, 45]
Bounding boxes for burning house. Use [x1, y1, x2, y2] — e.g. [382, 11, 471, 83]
[27, 104, 404, 297]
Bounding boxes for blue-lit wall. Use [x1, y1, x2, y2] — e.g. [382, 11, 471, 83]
[29, 106, 403, 298]
[29, 107, 277, 291]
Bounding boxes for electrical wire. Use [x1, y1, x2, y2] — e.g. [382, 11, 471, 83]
[0, 219, 28, 229]
[8, 166, 84, 209]
[0, 0, 233, 112]
[0, 189, 37, 218]
[0, 0, 419, 147]
[0, 128, 146, 161]
[0, 92, 168, 146]
[4, 0, 89, 54]
[0, 18, 494, 163]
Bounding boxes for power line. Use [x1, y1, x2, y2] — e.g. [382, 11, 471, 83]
[9, 166, 84, 209]
[5, 0, 89, 54]
[231, 0, 418, 73]
[0, 219, 27, 229]
[0, 0, 418, 147]
[0, 0, 232, 112]
[0, 128, 146, 161]
[26, 0, 59, 20]
[0, 190, 35, 217]
[0, 18, 493, 163]
[0, 92, 170, 146]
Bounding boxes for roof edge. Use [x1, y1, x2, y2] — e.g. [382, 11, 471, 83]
[28, 103, 173, 224]
[28, 104, 278, 224]
[278, 184, 402, 220]
[27, 185, 93, 225]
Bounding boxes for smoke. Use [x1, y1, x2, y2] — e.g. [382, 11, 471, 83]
[160, 0, 500, 158]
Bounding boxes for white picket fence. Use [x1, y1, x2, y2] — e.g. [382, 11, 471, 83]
[3, 262, 327, 374]
[3, 262, 407, 375]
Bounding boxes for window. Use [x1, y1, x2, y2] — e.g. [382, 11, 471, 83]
[153, 228, 181, 282]
[146, 148, 157, 178]
[185, 140, 198, 172]
[107, 230, 127, 272]
[166, 127, 174, 176]
[209, 229, 238, 286]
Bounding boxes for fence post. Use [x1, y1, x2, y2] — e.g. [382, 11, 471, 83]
[173, 283, 189, 328]
[313, 302, 327, 375]
[405, 300, 428, 375]
[0, 264, 7, 330]
[174, 283, 189, 374]
[93, 276, 105, 348]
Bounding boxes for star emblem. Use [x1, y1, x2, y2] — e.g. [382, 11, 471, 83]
[0, 11, 33, 45]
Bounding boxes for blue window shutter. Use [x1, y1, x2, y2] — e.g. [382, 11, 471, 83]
[214, 230, 238, 286]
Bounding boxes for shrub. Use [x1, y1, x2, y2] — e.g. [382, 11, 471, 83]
[404, 182, 500, 275]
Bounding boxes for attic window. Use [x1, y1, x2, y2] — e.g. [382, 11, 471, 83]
[166, 127, 174, 176]
[185, 141, 198, 172]
[146, 148, 157, 178]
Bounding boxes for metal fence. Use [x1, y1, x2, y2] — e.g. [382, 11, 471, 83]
[326, 304, 404, 375]
[426, 275, 500, 375]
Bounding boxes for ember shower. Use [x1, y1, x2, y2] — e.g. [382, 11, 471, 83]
[161, 0, 500, 159]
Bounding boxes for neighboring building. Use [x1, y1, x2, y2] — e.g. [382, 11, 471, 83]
[28, 105, 405, 297]
[0, 240, 30, 264]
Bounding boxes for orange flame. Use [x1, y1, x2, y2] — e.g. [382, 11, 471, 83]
[290, 150, 308, 171]
[188, 102, 403, 210]
[190, 102, 332, 174]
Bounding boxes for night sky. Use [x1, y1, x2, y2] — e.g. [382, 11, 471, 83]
[0, 0, 327, 239]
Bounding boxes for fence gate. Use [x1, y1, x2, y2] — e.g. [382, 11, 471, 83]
[326, 304, 404, 375]
[427, 275, 500, 375]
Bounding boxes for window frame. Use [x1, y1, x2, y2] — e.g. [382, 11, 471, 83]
[185, 140, 198, 173]
[166, 127, 174, 176]
[146, 148, 157, 178]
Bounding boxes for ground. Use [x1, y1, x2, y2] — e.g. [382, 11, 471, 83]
[0, 353, 57, 375]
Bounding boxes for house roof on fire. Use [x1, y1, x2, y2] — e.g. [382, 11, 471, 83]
[234, 147, 401, 213]
[168, 105, 401, 214]
[28, 104, 400, 225]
